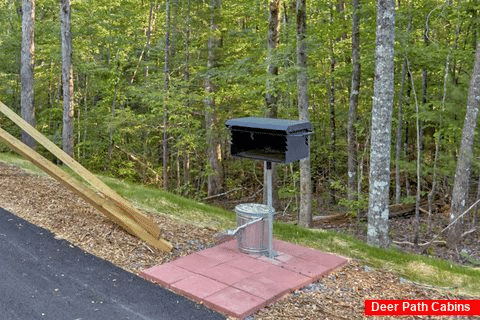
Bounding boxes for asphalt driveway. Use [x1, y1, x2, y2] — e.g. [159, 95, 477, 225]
[0, 207, 226, 320]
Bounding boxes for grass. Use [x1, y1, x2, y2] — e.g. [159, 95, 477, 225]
[0, 151, 46, 174]
[98, 175, 236, 230]
[1, 151, 480, 296]
[275, 223, 480, 296]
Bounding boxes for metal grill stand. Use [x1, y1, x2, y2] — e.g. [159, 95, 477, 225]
[223, 117, 312, 259]
[265, 161, 275, 258]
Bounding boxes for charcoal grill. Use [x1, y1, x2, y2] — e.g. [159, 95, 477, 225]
[223, 117, 312, 258]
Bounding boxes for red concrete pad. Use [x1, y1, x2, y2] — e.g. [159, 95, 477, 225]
[257, 265, 312, 291]
[141, 239, 348, 319]
[299, 250, 348, 269]
[170, 252, 223, 273]
[282, 256, 331, 279]
[140, 263, 195, 288]
[256, 253, 288, 266]
[224, 256, 272, 273]
[171, 274, 228, 300]
[216, 239, 238, 251]
[200, 263, 252, 285]
[232, 275, 291, 300]
[274, 251, 294, 263]
[196, 245, 241, 263]
[203, 286, 266, 319]
[272, 239, 312, 257]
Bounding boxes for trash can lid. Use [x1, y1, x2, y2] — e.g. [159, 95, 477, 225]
[235, 203, 274, 216]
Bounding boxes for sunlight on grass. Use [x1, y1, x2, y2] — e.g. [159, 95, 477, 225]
[407, 261, 437, 277]
[402, 261, 479, 295]
[97, 175, 235, 230]
[332, 237, 350, 250]
[0, 152, 45, 175]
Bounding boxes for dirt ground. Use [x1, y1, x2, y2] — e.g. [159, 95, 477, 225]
[0, 162, 476, 319]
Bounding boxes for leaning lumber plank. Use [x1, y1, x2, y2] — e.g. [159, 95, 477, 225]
[0, 102, 160, 239]
[0, 127, 173, 252]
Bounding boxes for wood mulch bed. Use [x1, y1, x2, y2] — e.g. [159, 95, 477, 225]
[0, 162, 473, 319]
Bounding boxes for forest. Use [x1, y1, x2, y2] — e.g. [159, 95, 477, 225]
[0, 0, 479, 250]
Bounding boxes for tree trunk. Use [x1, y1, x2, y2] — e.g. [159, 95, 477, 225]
[144, 2, 155, 79]
[475, 173, 480, 227]
[265, 0, 279, 116]
[296, 0, 312, 228]
[328, 1, 336, 204]
[448, 41, 480, 247]
[184, 153, 190, 185]
[395, 61, 407, 204]
[264, 0, 280, 210]
[396, 11, 412, 204]
[163, 0, 171, 190]
[183, 0, 191, 83]
[413, 20, 430, 244]
[61, 0, 74, 157]
[430, 2, 462, 230]
[367, 0, 395, 248]
[205, 0, 222, 197]
[21, 0, 36, 149]
[405, 61, 422, 246]
[347, 0, 360, 201]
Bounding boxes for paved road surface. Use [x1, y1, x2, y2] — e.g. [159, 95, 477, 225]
[0, 207, 226, 320]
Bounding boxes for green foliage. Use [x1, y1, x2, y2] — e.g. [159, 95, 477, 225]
[401, 195, 417, 205]
[338, 194, 369, 215]
[0, 0, 478, 209]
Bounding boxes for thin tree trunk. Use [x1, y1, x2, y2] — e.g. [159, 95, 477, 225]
[106, 84, 117, 170]
[395, 60, 407, 204]
[367, 0, 395, 248]
[396, 6, 412, 204]
[404, 123, 411, 197]
[105, 50, 120, 172]
[60, 0, 74, 157]
[265, 0, 279, 116]
[144, 2, 155, 79]
[205, 0, 222, 197]
[429, 1, 462, 228]
[347, 0, 360, 201]
[264, 0, 280, 210]
[177, 154, 181, 189]
[448, 41, 480, 247]
[328, 1, 337, 204]
[184, 153, 190, 185]
[130, 3, 156, 84]
[413, 16, 429, 245]
[21, 0, 36, 149]
[183, 0, 191, 82]
[475, 173, 480, 227]
[163, 0, 171, 190]
[405, 61, 422, 246]
[182, 0, 192, 189]
[297, 0, 312, 228]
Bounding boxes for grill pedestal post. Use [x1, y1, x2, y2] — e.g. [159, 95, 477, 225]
[265, 161, 276, 258]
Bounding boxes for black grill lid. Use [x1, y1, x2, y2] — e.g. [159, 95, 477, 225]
[225, 117, 312, 134]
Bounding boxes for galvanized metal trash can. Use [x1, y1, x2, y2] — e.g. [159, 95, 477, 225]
[235, 203, 274, 255]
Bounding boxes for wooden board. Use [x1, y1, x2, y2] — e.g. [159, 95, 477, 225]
[0, 102, 172, 252]
[0, 101, 161, 240]
[0, 126, 172, 252]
